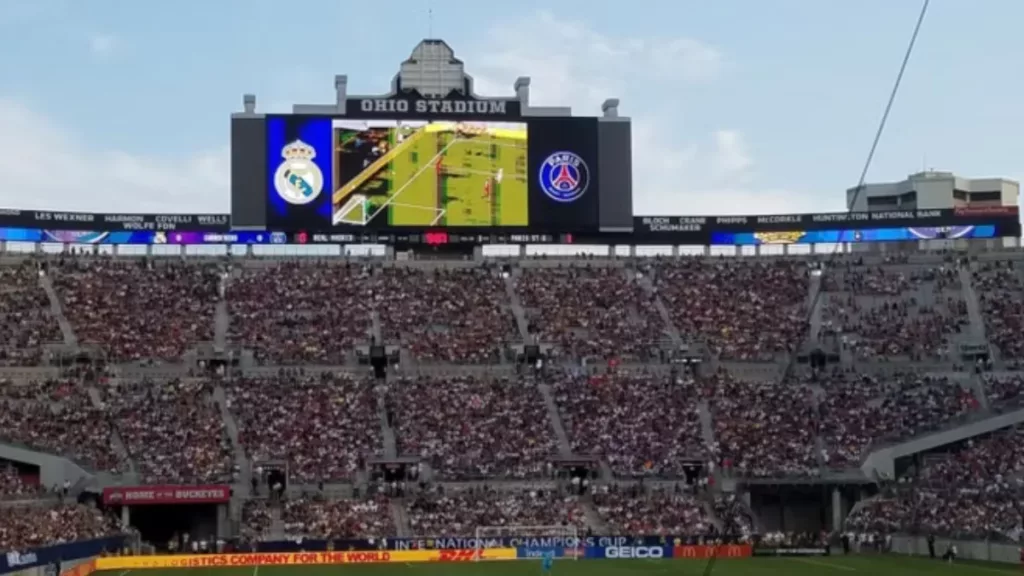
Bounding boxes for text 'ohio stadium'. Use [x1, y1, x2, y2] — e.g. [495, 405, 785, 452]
[1, 38, 1023, 576]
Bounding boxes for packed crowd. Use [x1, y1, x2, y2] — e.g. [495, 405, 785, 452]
[515, 266, 664, 361]
[708, 373, 818, 477]
[592, 485, 712, 535]
[819, 372, 979, 466]
[973, 260, 1024, 360]
[5, 253, 1024, 551]
[847, 488, 1023, 540]
[551, 371, 705, 477]
[649, 259, 808, 361]
[821, 264, 966, 361]
[406, 487, 585, 536]
[0, 464, 43, 501]
[916, 429, 1024, 490]
[388, 376, 555, 480]
[227, 262, 374, 365]
[0, 504, 120, 552]
[229, 264, 517, 365]
[983, 373, 1024, 405]
[104, 379, 233, 484]
[0, 387, 122, 472]
[713, 494, 754, 536]
[0, 264, 60, 366]
[373, 267, 518, 364]
[53, 259, 221, 362]
[280, 496, 395, 539]
[226, 374, 381, 483]
[844, 496, 914, 534]
[847, 428, 1024, 538]
[241, 499, 273, 540]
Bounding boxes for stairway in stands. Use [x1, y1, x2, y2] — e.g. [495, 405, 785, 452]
[579, 494, 607, 533]
[82, 379, 137, 479]
[391, 499, 411, 537]
[806, 271, 823, 343]
[212, 383, 250, 495]
[537, 383, 572, 457]
[378, 389, 398, 459]
[957, 264, 988, 342]
[633, 271, 686, 349]
[39, 272, 78, 348]
[269, 503, 284, 539]
[502, 272, 531, 340]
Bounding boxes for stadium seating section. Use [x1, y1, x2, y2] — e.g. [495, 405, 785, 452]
[2, 251, 1024, 551]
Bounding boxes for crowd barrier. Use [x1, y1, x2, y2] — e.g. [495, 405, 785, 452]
[89, 545, 756, 570]
[93, 549, 517, 570]
[60, 560, 96, 576]
[3, 538, 795, 575]
[1, 537, 128, 575]
[253, 534, 741, 552]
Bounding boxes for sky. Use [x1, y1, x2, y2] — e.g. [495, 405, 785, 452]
[0, 0, 1020, 217]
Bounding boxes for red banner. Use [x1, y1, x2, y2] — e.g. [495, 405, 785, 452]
[102, 484, 231, 505]
[954, 205, 1018, 217]
[60, 559, 96, 576]
[673, 545, 752, 559]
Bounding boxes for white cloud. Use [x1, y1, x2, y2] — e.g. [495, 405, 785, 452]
[0, 99, 229, 212]
[467, 10, 821, 216]
[0, 11, 826, 217]
[89, 34, 116, 56]
[711, 130, 752, 184]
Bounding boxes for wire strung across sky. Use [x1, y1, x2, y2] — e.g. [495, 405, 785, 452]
[702, 1, 932, 572]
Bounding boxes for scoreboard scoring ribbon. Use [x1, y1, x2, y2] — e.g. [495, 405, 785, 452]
[94, 549, 517, 569]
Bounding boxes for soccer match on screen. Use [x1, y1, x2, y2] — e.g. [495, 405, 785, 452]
[2, 2, 1024, 576]
[331, 119, 528, 227]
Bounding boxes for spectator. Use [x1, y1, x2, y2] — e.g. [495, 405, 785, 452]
[516, 266, 663, 362]
[54, 259, 220, 362]
[105, 379, 233, 484]
[407, 487, 584, 536]
[0, 263, 61, 366]
[389, 375, 555, 480]
[649, 259, 808, 361]
[552, 370, 704, 477]
[282, 497, 395, 539]
[226, 373, 381, 483]
[0, 505, 119, 552]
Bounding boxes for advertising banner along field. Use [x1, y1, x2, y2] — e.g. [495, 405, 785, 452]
[94, 549, 517, 570]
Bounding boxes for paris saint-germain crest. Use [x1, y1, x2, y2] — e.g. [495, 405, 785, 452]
[538, 151, 590, 203]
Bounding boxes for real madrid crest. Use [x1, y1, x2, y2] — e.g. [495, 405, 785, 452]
[274, 140, 324, 205]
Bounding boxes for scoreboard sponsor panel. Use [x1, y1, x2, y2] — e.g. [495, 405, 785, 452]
[0, 206, 1014, 246]
[261, 114, 601, 233]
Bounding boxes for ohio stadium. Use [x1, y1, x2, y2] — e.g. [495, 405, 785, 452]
[2, 26, 1024, 576]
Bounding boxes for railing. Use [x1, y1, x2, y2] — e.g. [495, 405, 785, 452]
[890, 533, 1021, 564]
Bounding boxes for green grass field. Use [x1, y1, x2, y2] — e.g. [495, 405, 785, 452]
[332, 124, 528, 227]
[94, 556, 1020, 576]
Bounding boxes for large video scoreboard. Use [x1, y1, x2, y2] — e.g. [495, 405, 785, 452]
[0, 206, 1015, 247]
[0, 41, 1016, 249]
[230, 39, 634, 235]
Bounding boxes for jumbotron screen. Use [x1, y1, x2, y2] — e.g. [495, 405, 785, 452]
[264, 115, 598, 232]
[331, 120, 527, 227]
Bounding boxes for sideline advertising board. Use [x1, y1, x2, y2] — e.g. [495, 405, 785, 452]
[94, 549, 517, 569]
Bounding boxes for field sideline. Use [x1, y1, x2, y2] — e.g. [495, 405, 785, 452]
[93, 555, 1021, 576]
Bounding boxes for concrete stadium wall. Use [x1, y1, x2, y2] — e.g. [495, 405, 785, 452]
[891, 535, 1020, 564]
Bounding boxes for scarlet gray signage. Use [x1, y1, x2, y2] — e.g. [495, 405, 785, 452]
[102, 484, 230, 505]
